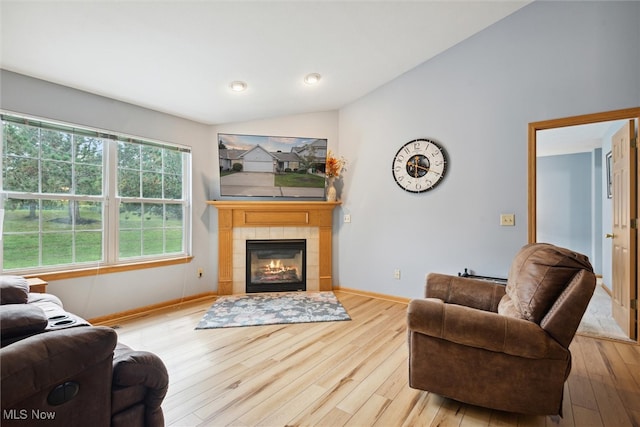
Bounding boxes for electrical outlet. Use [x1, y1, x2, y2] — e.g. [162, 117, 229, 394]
[500, 214, 515, 226]
[394, 269, 401, 280]
[197, 268, 204, 278]
[344, 214, 351, 223]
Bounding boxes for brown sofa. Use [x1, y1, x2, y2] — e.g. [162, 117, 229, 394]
[0, 276, 169, 427]
[407, 243, 596, 416]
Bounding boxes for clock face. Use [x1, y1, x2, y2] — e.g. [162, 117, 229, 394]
[392, 139, 448, 193]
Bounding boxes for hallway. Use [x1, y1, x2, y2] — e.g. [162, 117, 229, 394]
[578, 281, 634, 343]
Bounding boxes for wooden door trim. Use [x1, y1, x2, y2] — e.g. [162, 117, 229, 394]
[528, 107, 640, 243]
[528, 107, 640, 342]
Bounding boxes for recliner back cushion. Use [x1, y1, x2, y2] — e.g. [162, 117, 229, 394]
[0, 276, 29, 305]
[501, 243, 593, 324]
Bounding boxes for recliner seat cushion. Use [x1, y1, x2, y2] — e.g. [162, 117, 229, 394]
[501, 243, 593, 323]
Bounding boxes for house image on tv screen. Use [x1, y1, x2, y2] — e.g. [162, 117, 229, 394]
[218, 133, 328, 198]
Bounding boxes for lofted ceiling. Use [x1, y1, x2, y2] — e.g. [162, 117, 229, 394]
[0, 0, 530, 125]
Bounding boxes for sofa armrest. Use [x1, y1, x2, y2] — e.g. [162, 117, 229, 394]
[425, 273, 506, 312]
[113, 347, 169, 409]
[1, 326, 118, 407]
[407, 298, 567, 359]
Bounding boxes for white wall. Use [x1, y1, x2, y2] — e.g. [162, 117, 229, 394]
[0, 70, 215, 319]
[336, 1, 640, 299]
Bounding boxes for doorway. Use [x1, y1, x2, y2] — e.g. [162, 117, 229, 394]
[528, 107, 640, 342]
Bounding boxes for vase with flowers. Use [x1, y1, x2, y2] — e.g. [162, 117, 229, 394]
[325, 150, 347, 201]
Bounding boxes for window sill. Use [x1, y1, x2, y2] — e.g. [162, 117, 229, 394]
[22, 256, 194, 282]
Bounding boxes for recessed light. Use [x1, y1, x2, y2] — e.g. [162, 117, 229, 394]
[230, 81, 247, 92]
[304, 73, 321, 85]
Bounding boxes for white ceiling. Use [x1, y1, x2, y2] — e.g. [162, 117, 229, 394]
[537, 120, 628, 157]
[0, 0, 530, 125]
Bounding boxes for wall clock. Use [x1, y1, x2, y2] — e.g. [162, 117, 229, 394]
[392, 138, 448, 193]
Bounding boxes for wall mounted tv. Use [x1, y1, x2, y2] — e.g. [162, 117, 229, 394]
[218, 133, 328, 199]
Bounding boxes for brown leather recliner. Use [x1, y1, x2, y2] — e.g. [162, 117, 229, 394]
[407, 243, 596, 416]
[0, 276, 169, 427]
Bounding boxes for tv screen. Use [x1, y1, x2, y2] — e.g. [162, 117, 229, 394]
[218, 133, 328, 199]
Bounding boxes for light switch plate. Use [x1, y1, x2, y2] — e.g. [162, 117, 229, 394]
[500, 214, 515, 226]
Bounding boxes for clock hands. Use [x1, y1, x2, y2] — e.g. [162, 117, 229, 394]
[406, 157, 422, 175]
[407, 156, 443, 178]
[411, 157, 420, 178]
[407, 156, 432, 178]
[418, 166, 442, 176]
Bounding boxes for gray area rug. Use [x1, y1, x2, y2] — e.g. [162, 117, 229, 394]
[196, 291, 351, 329]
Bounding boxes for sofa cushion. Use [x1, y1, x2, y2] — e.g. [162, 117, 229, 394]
[0, 304, 48, 342]
[503, 243, 593, 324]
[0, 276, 30, 305]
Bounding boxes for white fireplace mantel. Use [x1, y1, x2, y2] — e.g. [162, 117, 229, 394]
[208, 200, 340, 295]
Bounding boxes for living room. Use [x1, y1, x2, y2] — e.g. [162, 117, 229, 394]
[0, 0, 637, 322]
[1, 1, 639, 425]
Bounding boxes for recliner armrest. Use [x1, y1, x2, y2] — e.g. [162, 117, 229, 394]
[426, 273, 505, 312]
[113, 347, 169, 408]
[1, 326, 118, 407]
[407, 298, 567, 360]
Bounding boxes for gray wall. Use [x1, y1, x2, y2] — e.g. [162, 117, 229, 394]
[592, 147, 603, 275]
[336, 0, 640, 298]
[537, 152, 593, 262]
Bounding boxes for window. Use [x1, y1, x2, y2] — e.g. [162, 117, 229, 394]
[116, 140, 186, 259]
[1, 113, 191, 273]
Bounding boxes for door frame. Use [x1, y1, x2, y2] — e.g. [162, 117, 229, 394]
[528, 106, 640, 341]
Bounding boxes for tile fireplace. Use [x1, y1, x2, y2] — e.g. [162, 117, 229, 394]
[208, 201, 340, 295]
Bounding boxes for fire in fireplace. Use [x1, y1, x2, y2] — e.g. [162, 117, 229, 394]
[246, 239, 306, 293]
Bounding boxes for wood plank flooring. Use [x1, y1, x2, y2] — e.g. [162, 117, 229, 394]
[112, 291, 640, 427]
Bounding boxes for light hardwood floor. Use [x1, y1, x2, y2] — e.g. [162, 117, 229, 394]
[112, 291, 640, 427]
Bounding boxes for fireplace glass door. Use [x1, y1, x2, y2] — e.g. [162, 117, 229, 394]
[246, 239, 306, 293]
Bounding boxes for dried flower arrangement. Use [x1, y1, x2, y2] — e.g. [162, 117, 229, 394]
[325, 150, 347, 178]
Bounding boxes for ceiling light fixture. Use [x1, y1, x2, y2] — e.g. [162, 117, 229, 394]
[304, 73, 321, 85]
[229, 81, 247, 92]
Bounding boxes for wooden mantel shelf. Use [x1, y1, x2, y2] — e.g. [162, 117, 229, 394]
[207, 200, 341, 295]
[208, 200, 341, 208]
[207, 200, 340, 227]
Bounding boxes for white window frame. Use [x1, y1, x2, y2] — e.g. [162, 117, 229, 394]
[1, 111, 192, 275]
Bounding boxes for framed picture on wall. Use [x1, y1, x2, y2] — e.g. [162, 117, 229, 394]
[606, 151, 613, 199]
